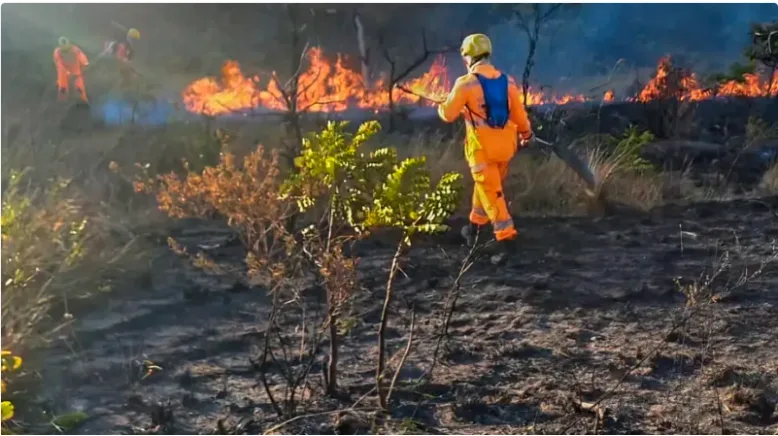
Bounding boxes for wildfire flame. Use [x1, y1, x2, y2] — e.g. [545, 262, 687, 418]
[182, 50, 778, 117]
[636, 56, 778, 102]
[183, 47, 455, 116]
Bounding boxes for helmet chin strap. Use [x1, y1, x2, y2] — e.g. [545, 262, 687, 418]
[467, 55, 488, 71]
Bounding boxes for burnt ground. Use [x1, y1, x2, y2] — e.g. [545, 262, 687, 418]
[30, 197, 778, 435]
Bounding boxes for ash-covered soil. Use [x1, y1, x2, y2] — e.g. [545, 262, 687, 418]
[35, 197, 778, 434]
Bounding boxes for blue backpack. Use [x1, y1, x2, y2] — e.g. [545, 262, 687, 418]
[471, 73, 510, 129]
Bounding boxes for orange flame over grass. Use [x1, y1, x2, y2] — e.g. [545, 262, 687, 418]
[184, 48, 454, 116]
[182, 51, 778, 116]
[636, 56, 778, 102]
[636, 56, 711, 102]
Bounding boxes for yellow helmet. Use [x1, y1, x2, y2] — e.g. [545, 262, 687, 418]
[460, 34, 492, 58]
[58, 36, 71, 48]
[127, 28, 140, 40]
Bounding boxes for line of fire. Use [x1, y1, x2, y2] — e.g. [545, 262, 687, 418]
[182, 52, 778, 117]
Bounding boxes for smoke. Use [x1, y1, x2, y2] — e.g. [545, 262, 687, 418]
[94, 98, 175, 126]
[2, 3, 776, 107]
[485, 4, 778, 85]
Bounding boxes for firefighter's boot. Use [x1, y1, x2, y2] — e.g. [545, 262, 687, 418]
[490, 237, 518, 266]
[461, 223, 484, 247]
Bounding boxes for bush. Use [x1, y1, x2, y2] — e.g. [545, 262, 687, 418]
[288, 121, 462, 410]
[144, 120, 462, 413]
[610, 125, 656, 172]
[1, 169, 89, 348]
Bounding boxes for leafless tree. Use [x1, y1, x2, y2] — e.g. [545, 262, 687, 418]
[746, 21, 778, 97]
[509, 4, 571, 108]
[353, 9, 370, 86]
[380, 31, 452, 131]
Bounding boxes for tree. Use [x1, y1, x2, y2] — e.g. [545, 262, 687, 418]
[380, 31, 452, 131]
[745, 21, 778, 97]
[503, 4, 577, 107]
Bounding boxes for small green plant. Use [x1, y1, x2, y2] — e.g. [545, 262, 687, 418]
[612, 125, 655, 172]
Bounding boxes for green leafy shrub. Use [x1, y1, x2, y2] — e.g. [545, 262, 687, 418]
[1, 169, 89, 348]
[282, 120, 462, 409]
[610, 125, 656, 172]
[284, 120, 463, 241]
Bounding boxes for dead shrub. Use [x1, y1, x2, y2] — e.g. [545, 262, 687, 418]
[138, 138, 326, 417]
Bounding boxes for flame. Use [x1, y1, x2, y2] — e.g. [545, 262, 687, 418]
[716, 72, 778, 97]
[182, 50, 778, 117]
[635, 56, 778, 103]
[636, 56, 712, 102]
[183, 48, 455, 116]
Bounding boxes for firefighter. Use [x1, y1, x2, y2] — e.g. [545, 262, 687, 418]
[437, 33, 534, 265]
[53, 37, 90, 103]
[101, 27, 140, 89]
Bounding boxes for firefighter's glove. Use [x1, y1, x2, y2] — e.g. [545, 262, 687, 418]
[519, 131, 534, 149]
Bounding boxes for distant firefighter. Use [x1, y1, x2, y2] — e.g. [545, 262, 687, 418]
[101, 26, 141, 89]
[53, 37, 89, 103]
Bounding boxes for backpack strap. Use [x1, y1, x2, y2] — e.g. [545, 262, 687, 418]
[464, 73, 486, 127]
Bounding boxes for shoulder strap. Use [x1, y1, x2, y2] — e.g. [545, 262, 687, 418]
[464, 73, 485, 125]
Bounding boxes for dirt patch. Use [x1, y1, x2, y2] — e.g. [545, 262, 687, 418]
[30, 196, 778, 434]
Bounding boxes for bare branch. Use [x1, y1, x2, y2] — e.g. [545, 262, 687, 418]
[539, 4, 563, 22]
[353, 9, 370, 85]
[395, 85, 444, 103]
[282, 41, 312, 91]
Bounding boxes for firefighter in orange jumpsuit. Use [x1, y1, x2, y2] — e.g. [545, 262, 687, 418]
[53, 37, 89, 103]
[101, 27, 140, 90]
[437, 34, 534, 265]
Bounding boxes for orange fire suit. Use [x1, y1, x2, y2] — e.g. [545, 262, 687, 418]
[54, 45, 89, 102]
[104, 41, 136, 89]
[438, 62, 532, 242]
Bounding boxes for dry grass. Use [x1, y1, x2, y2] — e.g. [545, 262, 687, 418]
[0, 121, 160, 351]
[396, 133, 668, 217]
[761, 163, 778, 195]
[0, 176, 153, 350]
